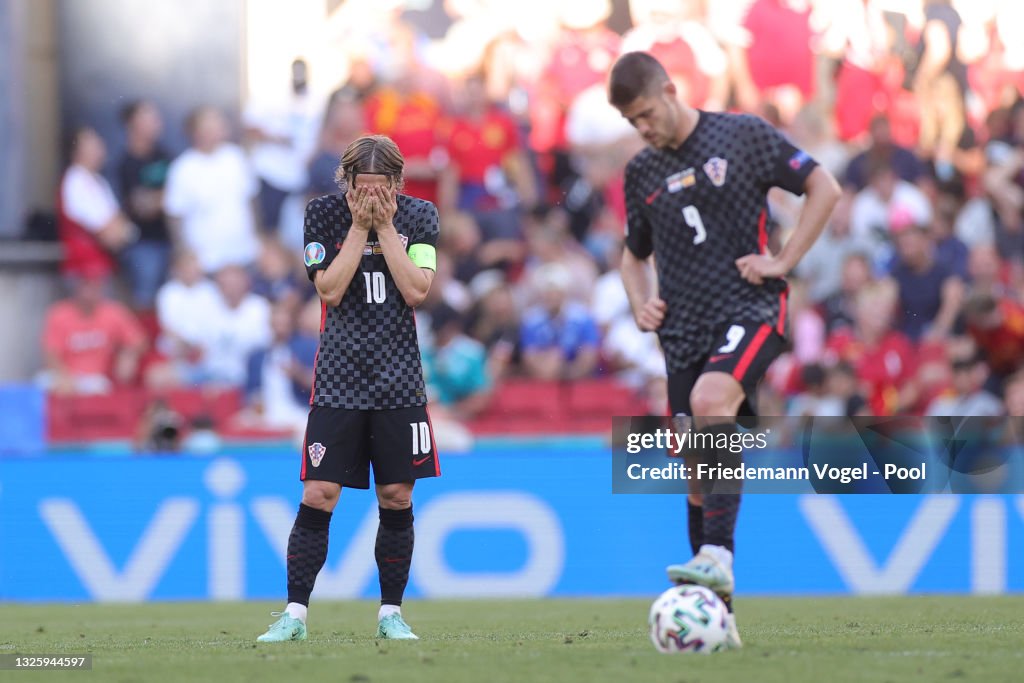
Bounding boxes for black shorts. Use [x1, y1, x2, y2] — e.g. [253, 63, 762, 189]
[300, 405, 440, 489]
[667, 321, 785, 417]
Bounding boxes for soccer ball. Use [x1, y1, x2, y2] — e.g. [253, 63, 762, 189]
[648, 584, 729, 654]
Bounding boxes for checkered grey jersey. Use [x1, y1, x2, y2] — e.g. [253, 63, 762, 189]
[304, 193, 439, 409]
[624, 112, 818, 371]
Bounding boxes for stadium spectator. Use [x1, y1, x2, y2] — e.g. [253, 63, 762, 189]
[926, 349, 1003, 417]
[151, 250, 220, 388]
[794, 192, 870, 304]
[1003, 369, 1024, 417]
[824, 284, 918, 415]
[465, 270, 520, 381]
[197, 266, 272, 387]
[40, 267, 146, 395]
[849, 160, 932, 268]
[58, 126, 137, 279]
[242, 299, 318, 431]
[842, 115, 926, 192]
[982, 125, 1024, 236]
[966, 244, 1012, 299]
[251, 238, 307, 306]
[786, 363, 845, 417]
[441, 72, 537, 237]
[117, 100, 172, 310]
[163, 107, 259, 274]
[930, 181, 971, 280]
[243, 58, 322, 233]
[786, 279, 826, 364]
[422, 303, 492, 419]
[621, 0, 729, 111]
[825, 361, 869, 417]
[912, 0, 968, 178]
[817, 0, 893, 142]
[886, 204, 964, 342]
[522, 206, 599, 304]
[963, 291, 1024, 381]
[822, 252, 875, 333]
[530, 0, 618, 191]
[726, 0, 817, 123]
[364, 51, 452, 208]
[520, 263, 599, 381]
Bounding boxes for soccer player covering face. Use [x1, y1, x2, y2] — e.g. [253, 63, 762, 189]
[609, 53, 840, 648]
[257, 135, 440, 643]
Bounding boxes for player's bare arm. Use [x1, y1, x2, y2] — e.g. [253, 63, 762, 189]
[313, 188, 372, 306]
[735, 166, 841, 286]
[372, 185, 435, 308]
[620, 246, 666, 332]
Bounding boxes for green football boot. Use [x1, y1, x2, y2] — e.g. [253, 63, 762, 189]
[257, 612, 307, 642]
[376, 613, 419, 640]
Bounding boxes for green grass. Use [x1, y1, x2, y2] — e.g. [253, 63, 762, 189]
[1, 597, 1022, 683]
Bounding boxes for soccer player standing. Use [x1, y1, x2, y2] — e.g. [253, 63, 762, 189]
[608, 53, 840, 647]
[258, 135, 440, 642]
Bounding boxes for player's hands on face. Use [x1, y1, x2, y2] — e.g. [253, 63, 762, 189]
[349, 186, 374, 231]
[735, 253, 789, 286]
[372, 184, 398, 229]
[636, 297, 667, 332]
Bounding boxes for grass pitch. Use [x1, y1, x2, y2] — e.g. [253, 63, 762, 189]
[1, 596, 1021, 683]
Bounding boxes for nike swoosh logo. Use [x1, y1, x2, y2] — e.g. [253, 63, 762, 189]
[412, 456, 432, 466]
[708, 354, 733, 363]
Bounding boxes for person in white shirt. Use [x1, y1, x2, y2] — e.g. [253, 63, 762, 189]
[58, 126, 137, 277]
[849, 161, 932, 269]
[198, 265, 272, 387]
[163, 107, 259, 274]
[151, 249, 221, 387]
[927, 351, 1004, 417]
[243, 58, 322, 234]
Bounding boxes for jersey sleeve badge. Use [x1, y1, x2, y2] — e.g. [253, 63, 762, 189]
[304, 242, 327, 267]
[703, 157, 728, 187]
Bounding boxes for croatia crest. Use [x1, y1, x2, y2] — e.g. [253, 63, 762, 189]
[703, 157, 728, 187]
[308, 442, 327, 467]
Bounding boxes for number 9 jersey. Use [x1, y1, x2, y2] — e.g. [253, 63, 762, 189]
[303, 192, 439, 410]
[623, 112, 818, 373]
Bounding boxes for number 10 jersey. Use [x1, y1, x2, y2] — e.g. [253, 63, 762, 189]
[303, 192, 439, 409]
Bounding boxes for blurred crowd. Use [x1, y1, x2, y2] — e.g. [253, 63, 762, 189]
[37, 0, 1024, 439]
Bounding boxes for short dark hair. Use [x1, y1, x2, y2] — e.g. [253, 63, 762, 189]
[119, 99, 146, 125]
[608, 52, 670, 108]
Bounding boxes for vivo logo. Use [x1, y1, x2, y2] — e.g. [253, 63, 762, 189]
[800, 496, 1024, 594]
[37, 459, 565, 602]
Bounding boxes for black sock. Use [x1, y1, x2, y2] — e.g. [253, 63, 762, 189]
[687, 501, 704, 556]
[699, 423, 742, 554]
[376, 505, 414, 606]
[286, 503, 332, 607]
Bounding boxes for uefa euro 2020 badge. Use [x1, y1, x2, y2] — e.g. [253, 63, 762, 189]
[308, 442, 327, 467]
[304, 242, 327, 267]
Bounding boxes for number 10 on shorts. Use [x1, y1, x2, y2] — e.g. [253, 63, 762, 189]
[410, 421, 431, 456]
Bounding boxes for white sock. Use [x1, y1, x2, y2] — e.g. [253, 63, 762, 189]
[285, 602, 307, 624]
[699, 544, 734, 569]
[378, 604, 401, 621]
